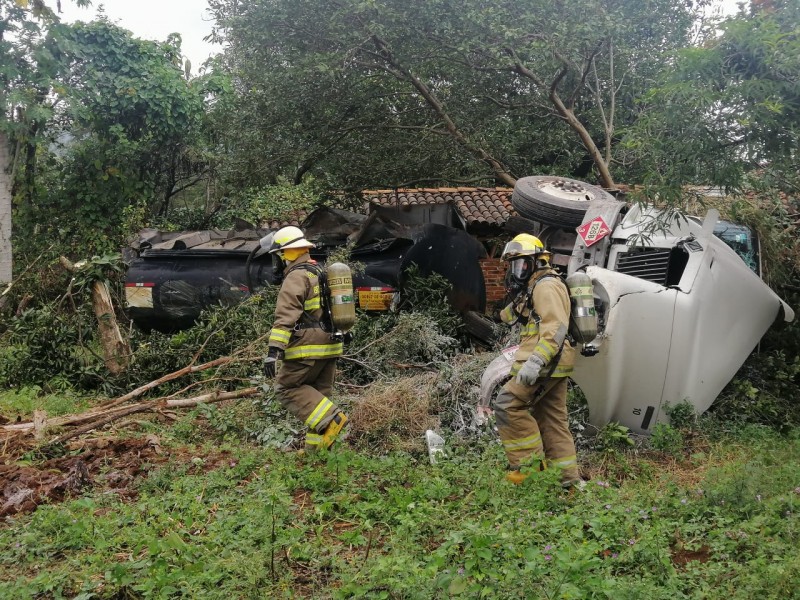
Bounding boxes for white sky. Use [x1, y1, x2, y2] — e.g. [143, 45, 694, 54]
[57, 0, 221, 75]
[56, 0, 744, 77]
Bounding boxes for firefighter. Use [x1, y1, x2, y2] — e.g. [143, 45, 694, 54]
[261, 226, 349, 451]
[494, 233, 581, 488]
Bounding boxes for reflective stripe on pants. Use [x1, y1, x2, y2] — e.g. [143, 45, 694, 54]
[493, 377, 578, 483]
[275, 358, 339, 433]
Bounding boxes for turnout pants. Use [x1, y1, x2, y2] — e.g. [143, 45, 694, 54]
[494, 376, 579, 483]
[275, 358, 340, 435]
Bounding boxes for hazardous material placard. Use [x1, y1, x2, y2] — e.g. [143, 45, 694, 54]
[577, 216, 611, 247]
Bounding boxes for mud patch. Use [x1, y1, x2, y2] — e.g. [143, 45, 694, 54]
[0, 436, 170, 517]
[671, 544, 712, 568]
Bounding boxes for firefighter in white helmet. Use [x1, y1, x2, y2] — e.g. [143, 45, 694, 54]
[261, 226, 349, 451]
[494, 233, 581, 488]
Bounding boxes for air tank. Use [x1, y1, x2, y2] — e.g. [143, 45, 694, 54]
[326, 262, 356, 332]
[566, 271, 598, 347]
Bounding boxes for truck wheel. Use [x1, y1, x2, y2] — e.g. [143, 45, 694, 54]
[512, 176, 614, 228]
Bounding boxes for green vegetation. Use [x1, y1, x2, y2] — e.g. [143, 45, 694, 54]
[1, 280, 798, 597]
[1, 2, 799, 597]
[0, 414, 798, 598]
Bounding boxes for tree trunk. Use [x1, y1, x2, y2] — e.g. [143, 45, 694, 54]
[0, 131, 12, 287]
[91, 280, 131, 374]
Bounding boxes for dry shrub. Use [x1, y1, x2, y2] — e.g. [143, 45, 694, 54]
[347, 373, 439, 454]
[433, 352, 497, 434]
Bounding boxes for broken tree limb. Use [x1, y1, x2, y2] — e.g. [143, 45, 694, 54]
[1, 382, 263, 435]
[96, 356, 237, 411]
[45, 387, 260, 446]
[92, 280, 130, 374]
[95, 331, 270, 412]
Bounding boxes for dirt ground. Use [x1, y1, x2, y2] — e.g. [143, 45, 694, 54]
[0, 433, 232, 518]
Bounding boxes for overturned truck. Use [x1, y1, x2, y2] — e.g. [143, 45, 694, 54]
[124, 176, 795, 434]
[480, 176, 795, 434]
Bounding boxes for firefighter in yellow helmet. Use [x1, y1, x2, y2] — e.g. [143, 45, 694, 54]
[261, 226, 349, 451]
[494, 233, 581, 488]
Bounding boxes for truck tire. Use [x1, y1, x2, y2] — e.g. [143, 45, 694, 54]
[512, 176, 614, 228]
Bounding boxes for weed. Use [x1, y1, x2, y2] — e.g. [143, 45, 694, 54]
[650, 423, 685, 457]
[665, 400, 697, 430]
[596, 422, 635, 452]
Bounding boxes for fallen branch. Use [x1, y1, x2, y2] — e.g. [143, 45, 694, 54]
[1, 385, 262, 435]
[95, 332, 269, 412]
[45, 387, 260, 446]
[339, 356, 386, 378]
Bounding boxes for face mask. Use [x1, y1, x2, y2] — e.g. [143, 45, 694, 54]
[509, 258, 531, 281]
[504, 257, 533, 293]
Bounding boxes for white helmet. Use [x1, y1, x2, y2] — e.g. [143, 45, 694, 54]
[260, 226, 314, 254]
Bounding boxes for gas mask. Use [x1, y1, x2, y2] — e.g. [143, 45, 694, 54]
[504, 256, 534, 294]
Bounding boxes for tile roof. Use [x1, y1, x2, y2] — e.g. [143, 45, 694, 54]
[364, 187, 515, 228]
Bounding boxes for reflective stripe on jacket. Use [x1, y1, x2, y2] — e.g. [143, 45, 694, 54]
[269, 256, 343, 360]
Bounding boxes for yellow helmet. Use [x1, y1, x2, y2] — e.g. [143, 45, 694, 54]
[260, 225, 315, 254]
[501, 234, 550, 289]
[501, 234, 546, 261]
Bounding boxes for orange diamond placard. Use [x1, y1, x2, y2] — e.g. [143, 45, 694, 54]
[577, 216, 611, 247]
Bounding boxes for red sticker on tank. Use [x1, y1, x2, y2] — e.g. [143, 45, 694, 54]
[577, 217, 611, 247]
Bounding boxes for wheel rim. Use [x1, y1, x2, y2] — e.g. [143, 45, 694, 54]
[536, 178, 595, 203]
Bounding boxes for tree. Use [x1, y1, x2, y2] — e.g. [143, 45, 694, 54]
[620, 0, 800, 199]
[0, 131, 10, 288]
[9, 17, 213, 254]
[0, 0, 91, 287]
[209, 0, 704, 191]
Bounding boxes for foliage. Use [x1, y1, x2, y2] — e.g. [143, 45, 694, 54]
[1, 425, 799, 598]
[2, 12, 213, 263]
[209, 177, 327, 229]
[342, 311, 459, 385]
[399, 264, 464, 338]
[711, 349, 800, 432]
[208, 0, 705, 189]
[649, 423, 685, 458]
[620, 0, 800, 200]
[664, 400, 698, 431]
[67, 253, 125, 291]
[0, 302, 102, 390]
[433, 351, 497, 435]
[122, 291, 277, 395]
[596, 422, 635, 452]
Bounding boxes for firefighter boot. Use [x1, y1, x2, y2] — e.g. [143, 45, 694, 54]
[505, 459, 546, 484]
[320, 413, 349, 450]
[505, 468, 529, 485]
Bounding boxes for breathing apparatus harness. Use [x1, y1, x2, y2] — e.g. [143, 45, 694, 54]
[284, 260, 335, 335]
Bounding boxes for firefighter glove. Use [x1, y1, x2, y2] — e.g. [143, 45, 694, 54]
[516, 355, 545, 386]
[263, 347, 284, 379]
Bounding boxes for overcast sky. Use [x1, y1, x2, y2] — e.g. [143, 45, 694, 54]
[58, 0, 221, 75]
[57, 0, 744, 77]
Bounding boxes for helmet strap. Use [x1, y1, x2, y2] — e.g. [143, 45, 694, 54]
[274, 253, 287, 274]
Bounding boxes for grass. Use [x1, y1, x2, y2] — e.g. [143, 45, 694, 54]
[1, 406, 799, 599]
[0, 386, 91, 420]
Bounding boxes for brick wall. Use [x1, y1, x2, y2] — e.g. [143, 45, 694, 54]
[480, 257, 507, 310]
